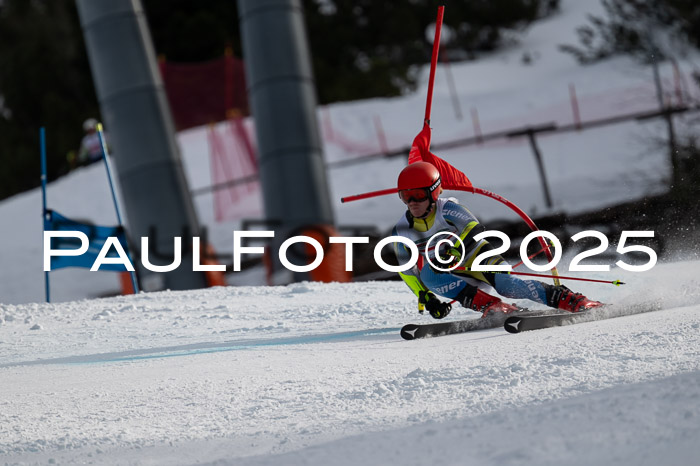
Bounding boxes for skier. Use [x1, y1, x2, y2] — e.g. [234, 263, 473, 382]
[392, 161, 602, 319]
[77, 118, 107, 166]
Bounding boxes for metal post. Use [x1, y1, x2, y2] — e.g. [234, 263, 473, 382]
[507, 124, 557, 209]
[441, 52, 463, 121]
[526, 131, 554, 209]
[238, 0, 335, 283]
[651, 57, 680, 188]
[76, 0, 207, 291]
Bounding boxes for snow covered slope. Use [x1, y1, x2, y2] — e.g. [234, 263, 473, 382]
[1, 260, 699, 464]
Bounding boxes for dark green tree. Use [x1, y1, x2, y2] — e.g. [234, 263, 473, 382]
[559, 0, 700, 64]
[305, 0, 559, 103]
[0, 0, 99, 200]
[143, 0, 242, 60]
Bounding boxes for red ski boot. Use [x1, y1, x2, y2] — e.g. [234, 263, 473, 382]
[457, 287, 520, 318]
[547, 285, 603, 313]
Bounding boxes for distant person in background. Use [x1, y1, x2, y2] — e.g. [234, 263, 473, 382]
[76, 118, 108, 166]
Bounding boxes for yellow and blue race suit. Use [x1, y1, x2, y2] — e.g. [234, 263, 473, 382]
[391, 198, 549, 309]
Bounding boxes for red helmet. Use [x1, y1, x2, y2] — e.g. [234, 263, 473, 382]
[397, 162, 442, 203]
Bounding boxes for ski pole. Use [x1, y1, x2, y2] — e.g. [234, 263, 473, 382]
[454, 266, 624, 286]
[506, 270, 624, 285]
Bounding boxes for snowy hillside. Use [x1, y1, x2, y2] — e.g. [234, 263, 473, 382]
[1, 260, 700, 464]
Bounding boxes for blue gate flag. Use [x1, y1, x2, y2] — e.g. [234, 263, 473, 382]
[44, 209, 131, 271]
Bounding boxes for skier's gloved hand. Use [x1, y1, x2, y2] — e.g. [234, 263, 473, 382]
[418, 291, 451, 319]
[432, 242, 462, 272]
[440, 245, 462, 266]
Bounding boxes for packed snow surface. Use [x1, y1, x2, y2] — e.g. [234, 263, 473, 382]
[1, 260, 700, 464]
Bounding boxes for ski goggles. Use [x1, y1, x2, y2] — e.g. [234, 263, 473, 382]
[399, 188, 430, 204]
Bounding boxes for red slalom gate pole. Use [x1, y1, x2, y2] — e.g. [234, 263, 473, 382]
[341, 187, 398, 203]
[424, 6, 444, 124]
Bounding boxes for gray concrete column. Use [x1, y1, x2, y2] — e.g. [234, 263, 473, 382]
[76, 0, 207, 291]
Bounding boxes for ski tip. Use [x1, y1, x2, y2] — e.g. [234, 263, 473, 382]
[400, 324, 420, 340]
[503, 316, 523, 334]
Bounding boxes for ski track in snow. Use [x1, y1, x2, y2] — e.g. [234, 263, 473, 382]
[228, 370, 700, 466]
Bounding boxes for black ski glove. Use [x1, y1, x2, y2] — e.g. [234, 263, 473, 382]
[418, 291, 452, 319]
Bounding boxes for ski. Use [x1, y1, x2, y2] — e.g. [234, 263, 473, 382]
[503, 300, 617, 333]
[401, 318, 493, 340]
[504, 311, 590, 333]
[401, 309, 543, 340]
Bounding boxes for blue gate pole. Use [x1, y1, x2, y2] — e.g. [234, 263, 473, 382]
[39, 127, 51, 302]
[96, 123, 140, 294]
